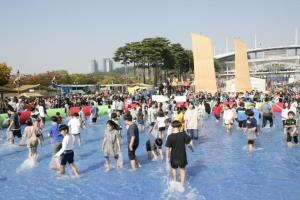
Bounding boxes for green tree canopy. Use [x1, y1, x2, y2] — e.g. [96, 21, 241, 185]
[0, 63, 12, 86]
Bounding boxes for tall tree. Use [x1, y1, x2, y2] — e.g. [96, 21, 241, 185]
[141, 37, 171, 84]
[0, 63, 12, 86]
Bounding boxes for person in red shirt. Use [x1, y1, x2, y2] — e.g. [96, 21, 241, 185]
[213, 101, 222, 122]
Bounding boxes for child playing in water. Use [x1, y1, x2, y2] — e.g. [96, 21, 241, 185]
[147, 128, 163, 160]
[213, 101, 222, 122]
[165, 120, 193, 189]
[245, 109, 258, 152]
[111, 112, 122, 140]
[68, 113, 82, 146]
[21, 120, 43, 160]
[223, 104, 234, 133]
[79, 107, 87, 128]
[102, 120, 121, 172]
[55, 124, 79, 177]
[149, 119, 164, 160]
[284, 111, 298, 147]
[56, 112, 62, 124]
[136, 108, 145, 133]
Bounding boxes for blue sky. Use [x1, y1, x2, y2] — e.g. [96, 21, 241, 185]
[0, 0, 299, 74]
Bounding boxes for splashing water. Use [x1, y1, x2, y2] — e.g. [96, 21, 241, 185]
[119, 151, 123, 168]
[16, 158, 37, 173]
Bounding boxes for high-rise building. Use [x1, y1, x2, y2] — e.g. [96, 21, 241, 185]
[90, 59, 98, 73]
[103, 58, 114, 72]
[98, 62, 105, 72]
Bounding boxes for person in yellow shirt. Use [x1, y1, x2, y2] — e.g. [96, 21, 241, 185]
[175, 107, 185, 131]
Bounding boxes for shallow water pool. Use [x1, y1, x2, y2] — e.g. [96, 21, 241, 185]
[0, 114, 300, 200]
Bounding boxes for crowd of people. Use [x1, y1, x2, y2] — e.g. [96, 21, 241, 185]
[1, 88, 300, 190]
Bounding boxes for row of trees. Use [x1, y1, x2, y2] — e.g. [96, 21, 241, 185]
[1, 68, 130, 88]
[113, 37, 194, 84]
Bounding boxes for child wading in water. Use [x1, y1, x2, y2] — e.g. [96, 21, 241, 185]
[284, 111, 298, 147]
[102, 120, 121, 172]
[223, 104, 234, 133]
[55, 124, 79, 177]
[165, 120, 193, 190]
[20, 120, 43, 160]
[245, 109, 258, 152]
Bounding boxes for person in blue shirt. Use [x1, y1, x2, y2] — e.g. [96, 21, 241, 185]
[236, 102, 247, 129]
[48, 116, 63, 170]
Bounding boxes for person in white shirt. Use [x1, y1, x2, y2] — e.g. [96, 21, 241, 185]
[38, 103, 46, 124]
[290, 101, 298, 116]
[55, 124, 79, 177]
[223, 104, 234, 133]
[115, 99, 124, 114]
[184, 104, 199, 140]
[197, 103, 205, 128]
[281, 102, 290, 127]
[155, 110, 166, 138]
[148, 103, 157, 128]
[107, 105, 112, 119]
[79, 107, 87, 129]
[68, 113, 82, 146]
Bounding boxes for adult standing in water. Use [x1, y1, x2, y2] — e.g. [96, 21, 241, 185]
[184, 103, 199, 140]
[124, 114, 140, 170]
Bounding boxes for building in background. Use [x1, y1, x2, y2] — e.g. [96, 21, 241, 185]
[103, 58, 114, 72]
[98, 61, 105, 72]
[90, 59, 99, 73]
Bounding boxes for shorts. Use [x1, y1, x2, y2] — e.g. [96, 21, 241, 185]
[146, 140, 152, 151]
[150, 122, 156, 127]
[170, 160, 187, 169]
[214, 115, 220, 120]
[155, 138, 163, 149]
[137, 120, 144, 125]
[248, 140, 255, 145]
[12, 129, 22, 138]
[287, 132, 298, 143]
[60, 150, 74, 165]
[158, 127, 165, 132]
[224, 119, 233, 125]
[52, 142, 62, 155]
[92, 117, 97, 123]
[128, 144, 138, 160]
[238, 120, 247, 128]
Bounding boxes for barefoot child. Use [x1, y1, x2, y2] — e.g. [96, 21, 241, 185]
[165, 120, 193, 189]
[55, 124, 79, 177]
[48, 116, 63, 171]
[245, 109, 258, 151]
[223, 104, 234, 133]
[102, 120, 121, 172]
[124, 114, 140, 170]
[284, 111, 298, 147]
[68, 113, 82, 146]
[21, 120, 43, 160]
